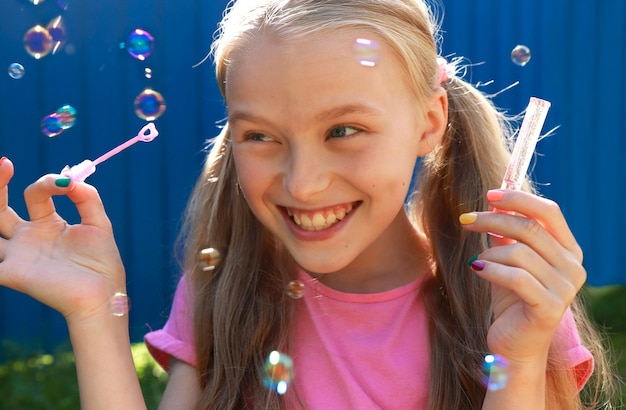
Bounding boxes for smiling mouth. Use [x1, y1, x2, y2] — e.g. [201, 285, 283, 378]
[286, 203, 356, 231]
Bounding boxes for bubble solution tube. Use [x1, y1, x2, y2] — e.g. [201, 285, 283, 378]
[500, 97, 551, 190]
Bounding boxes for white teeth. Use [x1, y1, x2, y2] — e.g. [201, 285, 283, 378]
[288, 205, 353, 231]
[300, 214, 312, 227]
[312, 213, 325, 227]
[325, 213, 337, 225]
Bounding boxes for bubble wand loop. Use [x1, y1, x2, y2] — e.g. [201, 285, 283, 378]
[61, 123, 159, 182]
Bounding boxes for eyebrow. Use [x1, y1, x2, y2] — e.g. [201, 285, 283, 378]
[228, 103, 382, 126]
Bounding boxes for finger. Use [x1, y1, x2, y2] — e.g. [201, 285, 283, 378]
[24, 175, 112, 231]
[0, 158, 25, 238]
[485, 189, 582, 262]
[479, 243, 584, 299]
[65, 181, 113, 232]
[462, 210, 575, 270]
[23, 174, 60, 222]
[472, 260, 577, 327]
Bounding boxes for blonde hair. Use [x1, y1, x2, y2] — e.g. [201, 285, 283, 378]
[178, 0, 618, 408]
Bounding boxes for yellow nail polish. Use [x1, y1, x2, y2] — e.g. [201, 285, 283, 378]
[459, 212, 478, 225]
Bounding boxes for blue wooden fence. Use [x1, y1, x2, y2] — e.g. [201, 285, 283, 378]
[0, 0, 624, 351]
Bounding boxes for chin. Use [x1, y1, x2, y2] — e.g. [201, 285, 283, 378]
[292, 256, 350, 276]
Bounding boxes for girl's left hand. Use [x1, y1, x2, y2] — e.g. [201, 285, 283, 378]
[459, 189, 586, 365]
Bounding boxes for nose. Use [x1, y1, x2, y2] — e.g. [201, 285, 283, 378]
[283, 143, 331, 202]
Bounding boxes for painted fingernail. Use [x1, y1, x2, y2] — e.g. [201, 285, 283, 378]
[459, 212, 478, 225]
[0, 157, 6, 166]
[470, 260, 486, 271]
[467, 255, 478, 266]
[486, 190, 505, 202]
[55, 177, 72, 188]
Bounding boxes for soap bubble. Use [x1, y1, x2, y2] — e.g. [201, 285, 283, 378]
[23, 25, 53, 59]
[353, 38, 380, 67]
[56, 105, 77, 129]
[482, 354, 509, 391]
[56, 0, 69, 10]
[8, 63, 25, 79]
[511, 45, 531, 66]
[109, 292, 130, 317]
[144, 67, 153, 79]
[27, 0, 45, 4]
[263, 351, 294, 395]
[46, 16, 67, 54]
[287, 280, 305, 299]
[134, 88, 166, 121]
[198, 247, 221, 271]
[41, 113, 64, 137]
[126, 29, 154, 61]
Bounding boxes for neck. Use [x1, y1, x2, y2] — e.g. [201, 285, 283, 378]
[306, 213, 432, 293]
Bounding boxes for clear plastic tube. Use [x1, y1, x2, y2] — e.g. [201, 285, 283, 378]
[500, 97, 551, 190]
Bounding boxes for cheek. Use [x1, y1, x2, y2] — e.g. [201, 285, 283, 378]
[372, 149, 418, 187]
[233, 156, 273, 204]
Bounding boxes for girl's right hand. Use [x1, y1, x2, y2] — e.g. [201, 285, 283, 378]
[0, 158, 126, 325]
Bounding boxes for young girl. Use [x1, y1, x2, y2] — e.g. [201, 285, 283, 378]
[0, 0, 617, 408]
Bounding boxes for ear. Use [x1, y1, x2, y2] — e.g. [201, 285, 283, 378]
[416, 87, 448, 156]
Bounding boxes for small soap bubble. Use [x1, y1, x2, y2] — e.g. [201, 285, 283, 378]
[198, 247, 221, 271]
[109, 292, 130, 317]
[144, 67, 153, 79]
[353, 38, 380, 67]
[27, 0, 45, 4]
[263, 350, 294, 395]
[126, 29, 154, 61]
[482, 354, 509, 391]
[286, 280, 305, 299]
[46, 16, 67, 54]
[40, 113, 64, 137]
[8, 63, 25, 79]
[56, 0, 69, 10]
[511, 45, 531, 66]
[24, 25, 53, 59]
[134, 88, 166, 121]
[55, 105, 77, 129]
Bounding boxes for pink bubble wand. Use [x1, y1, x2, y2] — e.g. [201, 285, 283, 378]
[61, 123, 159, 182]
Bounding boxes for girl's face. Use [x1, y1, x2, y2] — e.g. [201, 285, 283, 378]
[227, 30, 446, 290]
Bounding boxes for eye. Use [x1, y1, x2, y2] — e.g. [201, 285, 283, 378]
[328, 125, 360, 139]
[246, 132, 275, 142]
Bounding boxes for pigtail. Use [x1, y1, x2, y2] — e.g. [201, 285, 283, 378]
[178, 126, 295, 410]
[411, 76, 511, 409]
[414, 76, 617, 409]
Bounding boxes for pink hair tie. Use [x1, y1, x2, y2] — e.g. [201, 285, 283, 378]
[436, 57, 454, 83]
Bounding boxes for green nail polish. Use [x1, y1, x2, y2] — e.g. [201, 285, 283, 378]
[55, 177, 72, 188]
[466, 255, 478, 266]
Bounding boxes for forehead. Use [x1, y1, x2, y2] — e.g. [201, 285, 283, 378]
[223, 29, 418, 111]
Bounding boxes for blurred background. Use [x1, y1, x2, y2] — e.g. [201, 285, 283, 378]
[0, 0, 624, 398]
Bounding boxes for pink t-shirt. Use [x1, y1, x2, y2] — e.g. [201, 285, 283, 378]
[145, 270, 594, 408]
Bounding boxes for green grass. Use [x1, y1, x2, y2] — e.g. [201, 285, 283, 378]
[584, 285, 626, 405]
[0, 341, 167, 410]
[0, 286, 624, 408]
